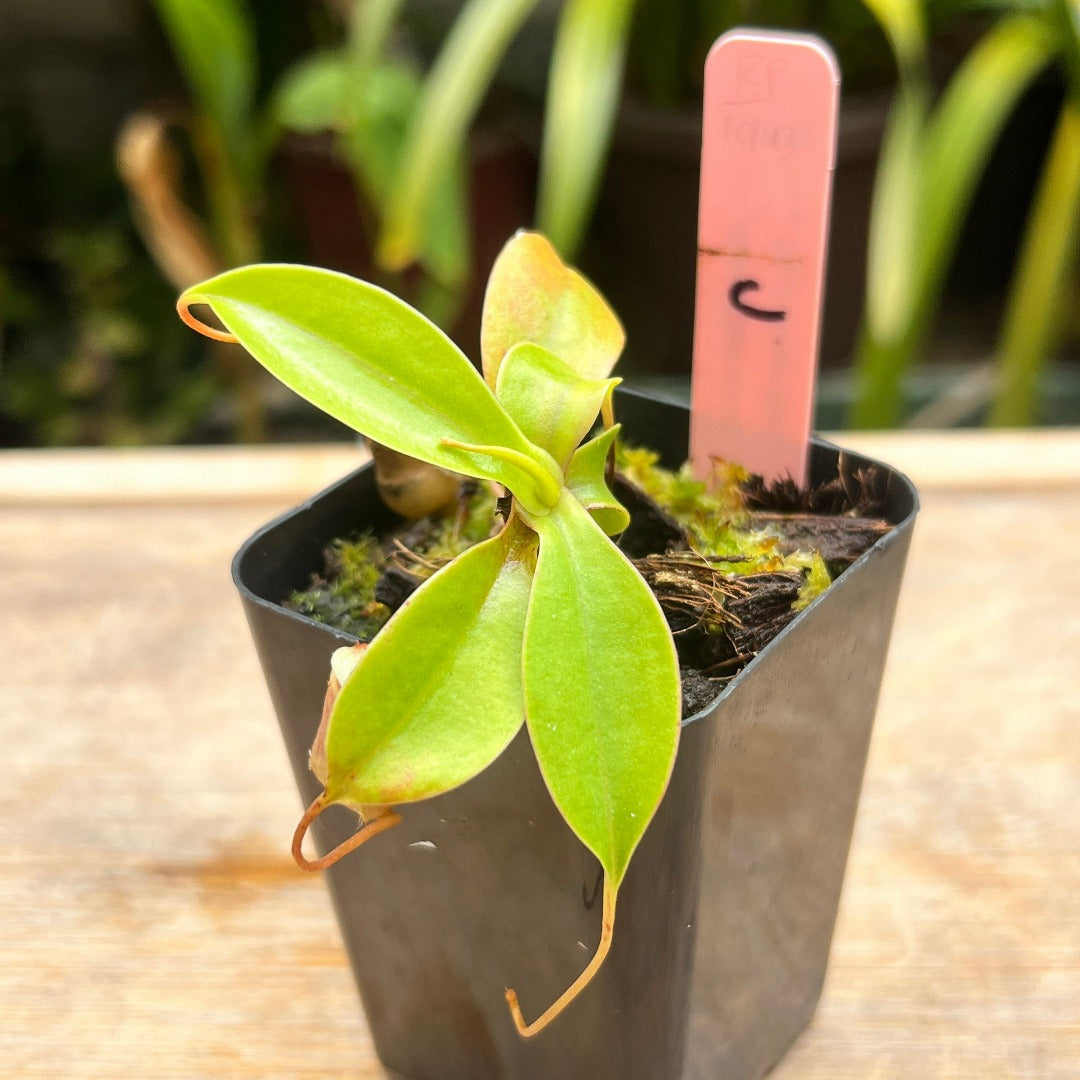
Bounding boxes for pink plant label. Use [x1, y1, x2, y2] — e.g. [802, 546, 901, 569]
[690, 30, 839, 486]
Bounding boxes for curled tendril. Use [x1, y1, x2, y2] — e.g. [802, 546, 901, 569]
[176, 293, 240, 343]
[292, 795, 401, 872]
[505, 878, 616, 1038]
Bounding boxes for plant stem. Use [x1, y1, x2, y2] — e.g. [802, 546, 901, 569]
[505, 876, 616, 1038]
[349, 0, 405, 73]
[378, 0, 538, 271]
[292, 795, 402, 872]
[989, 98, 1080, 426]
[190, 117, 259, 269]
[850, 325, 915, 428]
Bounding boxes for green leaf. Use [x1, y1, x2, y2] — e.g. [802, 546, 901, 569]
[341, 59, 467, 290]
[990, 98, 1080, 424]
[1052, 0, 1080, 101]
[917, 14, 1054, 314]
[348, 0, 406, 75]
[863, 88, 924, 348]
[481, 232, 625, 389]
[852, 13, 1053, 427]
[495, 342, 618, 468]
[338, 63, 421, 201]
[153, 0, 256, 175]
[377, 0, 539, 272]
[416, 149, 470, 291]
[273, 52, 351, 133]
[537, 0, 636, 259]
[178, 264, 562, 511]
[324, 520, 536, 807]
[521, 493, 681, 887]
[565, 425, 629, 536]
[859, 0, 927, 81]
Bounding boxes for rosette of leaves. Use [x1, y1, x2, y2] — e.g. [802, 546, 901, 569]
[177, 232, 681, 1036]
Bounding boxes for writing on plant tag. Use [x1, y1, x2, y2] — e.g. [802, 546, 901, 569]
[690, 30, 839, 487]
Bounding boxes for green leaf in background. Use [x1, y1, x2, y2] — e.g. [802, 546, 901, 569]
[860, 0, 926, 76]
[537, 0, 637, 260]
[564, 424, 630, 536]
[852, 11, 1054, 426]
[177, 264, 562, 510]
[350, 0, 407, 75]
[324, 519, 536, 807]
[272, 34, 468, 294]
[1053, 0, 1080, 94]
[990, 97, 1080, 424]
[378, 0, 539, 272]
[496, 342, 619, 467]
[521, 493, 680, 887]
[917, 14, 1054, 311]
[153, 0, 257, 179]
[481, 232, 625, 388]
[272, 51, 352, 133]
[414, 148, 470, 293]
[862, 89, 923, 351]
[348, 0, 471, 292]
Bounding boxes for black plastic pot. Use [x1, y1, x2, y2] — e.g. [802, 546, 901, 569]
[233, 392, 918, 1080]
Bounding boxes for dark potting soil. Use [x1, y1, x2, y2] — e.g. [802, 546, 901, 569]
[286, 458, 892, 713]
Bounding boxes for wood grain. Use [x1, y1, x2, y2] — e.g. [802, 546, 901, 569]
[1, 437, 1078, 1077]
[3, 428, 1078, 506]
[0, 443, 367, 505]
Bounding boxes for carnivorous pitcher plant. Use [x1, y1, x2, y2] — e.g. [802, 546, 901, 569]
[177, 232, 682, 1036]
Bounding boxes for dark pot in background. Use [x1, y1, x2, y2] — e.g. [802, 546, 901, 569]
[233, 393, 918, 1080]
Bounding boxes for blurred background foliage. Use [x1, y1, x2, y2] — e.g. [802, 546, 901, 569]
[0, 0, 1077, 447]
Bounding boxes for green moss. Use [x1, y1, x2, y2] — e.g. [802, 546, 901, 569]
[789, 550, 833, 610]
[287, 531, 392, 640]
[286, 484, 500, 634]
[615, 442, 834, 601]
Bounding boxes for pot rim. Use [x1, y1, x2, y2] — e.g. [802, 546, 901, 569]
[232, 393, 919, 728]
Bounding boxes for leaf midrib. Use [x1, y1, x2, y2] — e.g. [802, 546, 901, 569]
[220, 295, 524, 453]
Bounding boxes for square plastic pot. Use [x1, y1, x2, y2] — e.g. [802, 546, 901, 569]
[233, 391, 918, 1080]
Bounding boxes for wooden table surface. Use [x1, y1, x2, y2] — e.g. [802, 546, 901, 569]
[2, 431, 1078, 1079]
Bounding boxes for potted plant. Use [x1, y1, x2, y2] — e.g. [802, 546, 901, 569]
[178, 231, 918, 1079]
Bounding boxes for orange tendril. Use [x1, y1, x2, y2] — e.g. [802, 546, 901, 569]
[176, 294, 239, 344]
[505, 877, 617, 1038]
[292, 794, 401, 872]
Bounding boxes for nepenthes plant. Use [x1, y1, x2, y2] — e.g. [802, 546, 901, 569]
[177, 232, 682, 1037]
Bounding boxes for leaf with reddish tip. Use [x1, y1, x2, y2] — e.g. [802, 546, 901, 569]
[322, 519, 536, 808]
[481, 232, 624, 388]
